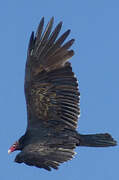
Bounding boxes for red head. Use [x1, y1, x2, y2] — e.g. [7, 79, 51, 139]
[8, 141, 19, 154]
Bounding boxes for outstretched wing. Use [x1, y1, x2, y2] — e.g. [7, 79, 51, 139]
[15, 132, 79, 171]
[25, 17, 80, 130]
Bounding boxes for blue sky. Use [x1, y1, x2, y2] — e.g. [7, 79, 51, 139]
[0, 0, 118, 179]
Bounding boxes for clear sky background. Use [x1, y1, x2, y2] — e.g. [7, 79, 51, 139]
[0, 0, 118, 179]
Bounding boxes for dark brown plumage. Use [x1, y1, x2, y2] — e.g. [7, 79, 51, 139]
[8, 17, 117, 171]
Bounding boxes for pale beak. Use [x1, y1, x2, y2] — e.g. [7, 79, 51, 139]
[8, 149, 12, 154]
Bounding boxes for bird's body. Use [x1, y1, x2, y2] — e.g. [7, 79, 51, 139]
[8, 17, 117, 171]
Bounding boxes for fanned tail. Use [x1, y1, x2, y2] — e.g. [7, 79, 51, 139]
[79, 133, 117, 147]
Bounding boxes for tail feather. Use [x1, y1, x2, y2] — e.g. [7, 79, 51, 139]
[79, 133, 117, 147]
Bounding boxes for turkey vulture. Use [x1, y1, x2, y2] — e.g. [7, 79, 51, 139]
[8, 17, 117, 171]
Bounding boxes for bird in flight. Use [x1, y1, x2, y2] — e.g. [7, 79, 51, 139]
[8, 17, 117, 171]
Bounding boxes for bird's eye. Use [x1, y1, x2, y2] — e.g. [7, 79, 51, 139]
[13, 142, 18, 147]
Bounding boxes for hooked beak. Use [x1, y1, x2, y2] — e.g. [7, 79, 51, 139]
[8, 149, 12, 154]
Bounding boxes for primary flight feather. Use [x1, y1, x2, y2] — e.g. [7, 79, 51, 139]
[8, 17, 117, 171]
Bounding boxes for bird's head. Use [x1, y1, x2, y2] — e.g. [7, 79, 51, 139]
[8, 134, 27, 154]
[8, 141, 20, 154]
